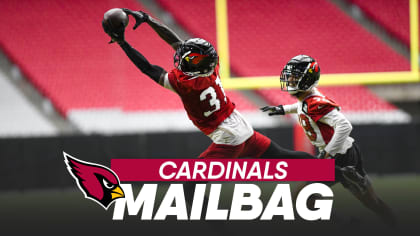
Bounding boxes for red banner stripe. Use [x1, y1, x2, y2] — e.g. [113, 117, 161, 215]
[111, 159, 335, 182]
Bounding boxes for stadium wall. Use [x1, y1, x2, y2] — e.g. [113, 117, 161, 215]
[1, 124, 419, 191]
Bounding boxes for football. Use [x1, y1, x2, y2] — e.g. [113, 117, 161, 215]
[103, 8, 129, 32]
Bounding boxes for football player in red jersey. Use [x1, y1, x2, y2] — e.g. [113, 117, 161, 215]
[261, 55, 396, 226]
[102, 9, 315, 160]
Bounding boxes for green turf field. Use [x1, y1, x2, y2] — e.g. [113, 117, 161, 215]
[0, 175, 418, 235]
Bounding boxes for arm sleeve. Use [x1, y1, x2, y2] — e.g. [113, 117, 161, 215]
[163, 73, 175, 92]
[146, 16, 183, 50]
[119, 41, 166, 84]
[283, 103, 298, 114]
[319, 109, 353, 156]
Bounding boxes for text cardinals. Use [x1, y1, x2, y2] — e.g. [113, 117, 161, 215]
[113, 183, 333, 220]
[111, 159, 335, 182]
[159, 160, 288, 180]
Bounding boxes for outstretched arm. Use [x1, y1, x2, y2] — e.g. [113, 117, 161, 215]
[123, 9, 183, 50]
[102, 12, 167, 85]
[146, 15, 183, 50]
[260, 102, 298, 116]
[118, 41, 166, 85]
[283, 103, 298, 114]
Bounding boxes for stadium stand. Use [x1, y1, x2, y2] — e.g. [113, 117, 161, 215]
[0, 0, 412, 134]
[0, 0, 273, 134]
[350, 0, 410, 47]
[157, 0, 411, 122]
[67, 90, 278, 135]
[0, 0, 177, 115]
[0, 69, 57, 136]
[157, 0, 410, 75]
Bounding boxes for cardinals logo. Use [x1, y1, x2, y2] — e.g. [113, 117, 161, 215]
[185, 53, 208, 65]
[64, 152, 125, 209]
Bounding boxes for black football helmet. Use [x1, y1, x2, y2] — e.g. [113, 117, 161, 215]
[174, 38, 218, 77]
[280, 55, 320, 94]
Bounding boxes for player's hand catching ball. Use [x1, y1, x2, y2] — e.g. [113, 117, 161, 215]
[260, 105, 285, 116]
[102, 8, 129, 44]
[122, 8, 149, 30]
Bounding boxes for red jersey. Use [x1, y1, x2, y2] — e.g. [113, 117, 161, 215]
[167, 65, 235, 135]
[297, 90, 340, 148]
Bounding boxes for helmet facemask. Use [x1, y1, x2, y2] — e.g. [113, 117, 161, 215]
[280, 55, 320, 94]
[280, 65, 303, 94]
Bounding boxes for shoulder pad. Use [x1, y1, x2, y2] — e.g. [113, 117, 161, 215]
[304, 96, 339, 122]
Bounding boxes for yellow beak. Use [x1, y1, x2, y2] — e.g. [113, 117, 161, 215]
[111, 186, 125, 200]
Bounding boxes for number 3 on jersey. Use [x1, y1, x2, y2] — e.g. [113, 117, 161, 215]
[200, 76, 227, 117]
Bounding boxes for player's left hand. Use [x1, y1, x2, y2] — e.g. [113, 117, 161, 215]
[122, 8, 149, 30]
[260, 105, 285, 116]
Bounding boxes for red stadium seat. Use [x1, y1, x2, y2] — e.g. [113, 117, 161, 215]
[0, 0, 410, 133]
[0, 0, 256, 116]
[350, 0, 410, 47]
[157, 0, 410, 123]
[157, 0, 410, 76]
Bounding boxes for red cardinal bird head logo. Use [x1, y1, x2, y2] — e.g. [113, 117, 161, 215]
[64, 152, 125, 209]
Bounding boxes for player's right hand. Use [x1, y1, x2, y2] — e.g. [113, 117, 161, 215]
[260, 105, 285, 116]
[122, 8, 149, 30]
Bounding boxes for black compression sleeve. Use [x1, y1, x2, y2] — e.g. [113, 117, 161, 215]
[119, 41, 166, 83]
[261, 141, 316, 159]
